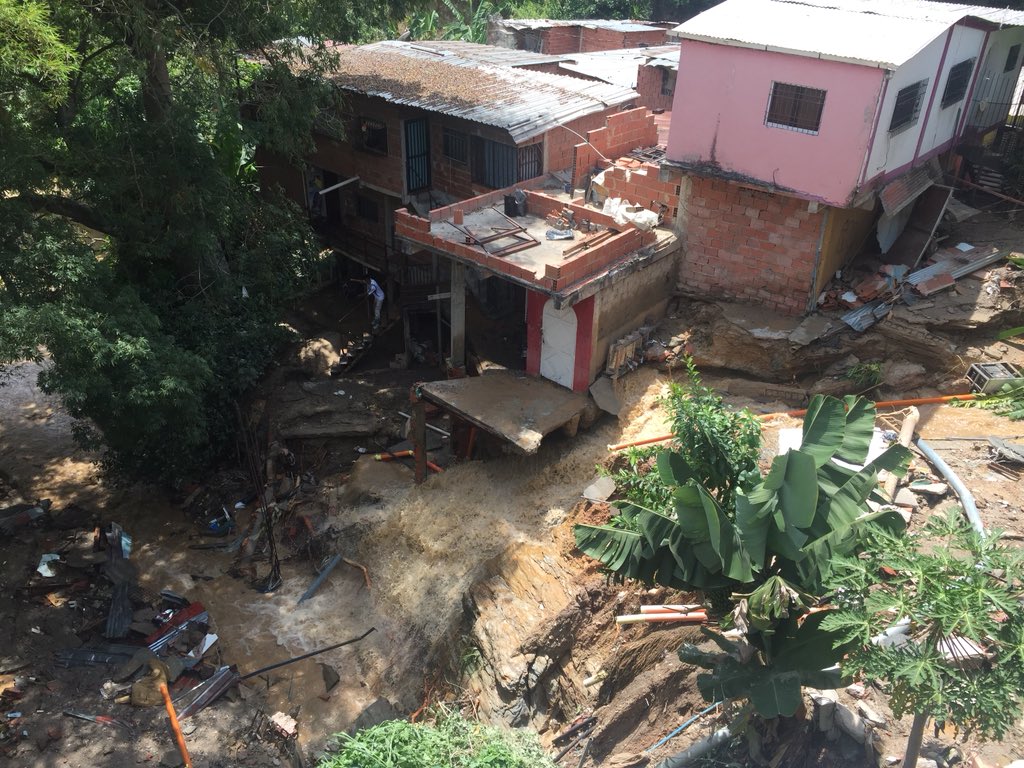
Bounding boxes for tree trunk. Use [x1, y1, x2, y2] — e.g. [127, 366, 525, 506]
[903, 712, 928, 767]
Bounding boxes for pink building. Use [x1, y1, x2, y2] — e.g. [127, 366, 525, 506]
[665, 0, 1024, 314]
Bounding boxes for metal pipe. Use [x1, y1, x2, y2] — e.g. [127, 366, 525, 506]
[319, 176, 360, 195]
[398, 411, 451, 438]
[914, 438, 984, 535]
[655, 726, 732, 768]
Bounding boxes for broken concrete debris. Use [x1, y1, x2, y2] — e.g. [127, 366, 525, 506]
[824, 245, 1015, 331]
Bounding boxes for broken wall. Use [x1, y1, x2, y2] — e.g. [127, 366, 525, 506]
[598, 162, 681, 221]
[679, 176, 826, 315]
[571, 109, 661, 189]
[589, 250, 677, 382]
[815, 202, 878, 297]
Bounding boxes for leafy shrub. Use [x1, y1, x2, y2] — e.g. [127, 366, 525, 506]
[318, 709, 556, 768]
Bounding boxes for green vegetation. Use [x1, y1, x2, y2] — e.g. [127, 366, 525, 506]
[318, 709, 556, 768]
[824, 511, 1024, 742]
[844, 361, 882, 390]
[955, 383, 1024, 421]
[0, 0, 413, 484]
[601, 357, 760, 517]
[576, 388, 911, 718]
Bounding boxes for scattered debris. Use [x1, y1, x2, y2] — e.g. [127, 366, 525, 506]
[35, 554, 60, 578]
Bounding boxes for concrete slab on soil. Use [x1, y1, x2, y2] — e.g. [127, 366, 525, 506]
[418, 370, 589, 454]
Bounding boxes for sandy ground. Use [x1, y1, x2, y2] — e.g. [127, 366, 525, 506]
[3, 332, 1024, 767]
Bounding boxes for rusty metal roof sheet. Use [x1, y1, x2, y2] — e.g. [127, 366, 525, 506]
[324, 42, 638, 143]
[672, 0, 1024, 69]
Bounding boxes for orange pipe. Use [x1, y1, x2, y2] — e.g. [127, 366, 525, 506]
[607, 393, 978, 451]
[160, 682, 193, 768]
[639, 604, 703, 614]
[606, 434, 675, 451]
[375, 450, 414, 461]
[426, 460, 444, 473]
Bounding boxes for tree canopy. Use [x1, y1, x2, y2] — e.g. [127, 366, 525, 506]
[0, 0, 413, 483]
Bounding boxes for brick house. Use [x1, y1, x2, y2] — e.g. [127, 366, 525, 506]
[257, 40, 640, 286]
[258, 40, 673, 391]
[488, 19, 668, 55]
[664, 0, 1024, 314]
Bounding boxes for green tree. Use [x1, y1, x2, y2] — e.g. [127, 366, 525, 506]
[0, 0, 413, 483]
[824, 512, 1024, 763]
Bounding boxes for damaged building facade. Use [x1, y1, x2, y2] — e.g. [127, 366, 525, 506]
[258, 40, 676, 398]
[664, 0, 1024, 314]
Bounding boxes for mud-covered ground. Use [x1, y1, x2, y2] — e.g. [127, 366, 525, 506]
[2, 235, 1024, 768]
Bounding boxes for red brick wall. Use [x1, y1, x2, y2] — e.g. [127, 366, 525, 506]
[539, 27, 583, 54]
[579, 27, 667, 52]
[682, 177, 824, 315]
[600, 162, 680, 221]
[570, 108, 660, 188]
[636, 64, 674, 112]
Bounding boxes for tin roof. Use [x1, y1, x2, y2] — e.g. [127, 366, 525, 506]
[322, 42, 638, 143]
[554, 46, 679, 88]
[496, 18, 666, 33]
[672, 0, 1024, 69]
[360, 40, 571, 68]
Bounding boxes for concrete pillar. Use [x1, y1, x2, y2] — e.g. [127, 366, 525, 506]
[450, 261, 466, 370]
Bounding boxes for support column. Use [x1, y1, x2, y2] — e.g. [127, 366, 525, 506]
[450, 261, 466, 371]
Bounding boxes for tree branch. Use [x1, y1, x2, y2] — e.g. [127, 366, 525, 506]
[16, 193, 110, 234]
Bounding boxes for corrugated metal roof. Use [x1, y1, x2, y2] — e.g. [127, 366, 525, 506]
[497, 18, 665, 33]
[672, 0, 1024, 69]
[556, 46, 680, 87]
[362, 40, 571, 68]
[323, 43, 638, 143]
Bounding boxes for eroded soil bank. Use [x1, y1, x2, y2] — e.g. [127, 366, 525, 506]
[2, 264, 1024, 767]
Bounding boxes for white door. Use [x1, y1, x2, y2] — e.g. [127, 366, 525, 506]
[540, 299, 577, 388]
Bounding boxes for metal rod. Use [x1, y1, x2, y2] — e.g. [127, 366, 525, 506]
[319, 177, 360, 195]
[398, 411, 451, 438]
[239, 627, 376, 681]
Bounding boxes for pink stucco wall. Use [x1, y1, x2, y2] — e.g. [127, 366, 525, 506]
[667, 41, 885, 206]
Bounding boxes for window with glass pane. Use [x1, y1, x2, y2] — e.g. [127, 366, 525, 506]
[765, 82, 826, 134]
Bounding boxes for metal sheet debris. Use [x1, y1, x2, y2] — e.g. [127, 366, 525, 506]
[841, 300, 891, 331]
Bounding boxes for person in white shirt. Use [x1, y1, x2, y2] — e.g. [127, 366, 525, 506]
[354, 276, 384, 330]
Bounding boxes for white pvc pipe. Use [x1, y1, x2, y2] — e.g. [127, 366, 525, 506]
[914, 438, 984, 535]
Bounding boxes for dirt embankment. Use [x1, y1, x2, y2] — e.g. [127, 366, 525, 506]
[2, 254, 1024, 768]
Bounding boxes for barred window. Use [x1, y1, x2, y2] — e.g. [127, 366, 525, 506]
[443, 128, 468, 164]
[941, 58, 974, 108]
[357, 117, 388, 154]
[765, 82, 826, 134]
[889, 79, 929, 134]
[517, 143, 543, 182]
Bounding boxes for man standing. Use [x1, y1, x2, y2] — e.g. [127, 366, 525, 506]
[365, 276, 385, 331]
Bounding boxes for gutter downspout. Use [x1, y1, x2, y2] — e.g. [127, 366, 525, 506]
[913, 26, 955, 164]
[857, 70, 893, 191]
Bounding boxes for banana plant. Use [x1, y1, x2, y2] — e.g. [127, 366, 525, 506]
[575, 394, 910, 595]
[575, 394, 912, 718]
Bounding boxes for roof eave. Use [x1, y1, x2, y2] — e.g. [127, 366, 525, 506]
[676, 32, 898, 69]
